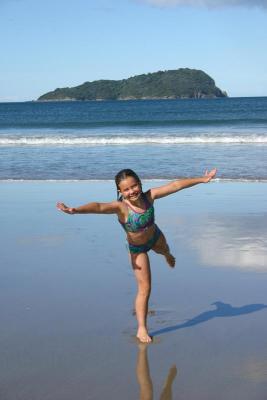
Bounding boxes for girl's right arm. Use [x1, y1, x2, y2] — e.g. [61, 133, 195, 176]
[56, 201, 123, 216]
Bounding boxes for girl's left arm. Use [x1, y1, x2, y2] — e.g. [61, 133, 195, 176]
[150, 168, 217, 200]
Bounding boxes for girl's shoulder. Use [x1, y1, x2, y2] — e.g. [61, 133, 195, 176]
[114, 198, 128, 213]
[143, 189, 154, 205]
[115, 198, 129, 221]
[114, 199, 126, 209]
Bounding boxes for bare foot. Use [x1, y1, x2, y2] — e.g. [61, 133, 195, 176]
[165, 253, 175, 268]
[137, 327, 152, 343]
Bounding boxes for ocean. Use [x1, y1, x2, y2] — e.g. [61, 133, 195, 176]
[0, 97, 266, 181]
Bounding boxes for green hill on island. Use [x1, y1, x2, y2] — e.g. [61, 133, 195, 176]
[38, 68, 227, 101]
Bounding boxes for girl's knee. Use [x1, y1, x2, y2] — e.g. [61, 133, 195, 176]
[137, 283, 151, 297]
[153, 238, 170, 255]
[136, 275, 151, 295]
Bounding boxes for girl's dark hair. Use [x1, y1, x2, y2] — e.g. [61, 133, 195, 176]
[115, 169, 142, 200]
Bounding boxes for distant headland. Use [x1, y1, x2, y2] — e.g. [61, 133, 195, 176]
[37, 68, 227, 101]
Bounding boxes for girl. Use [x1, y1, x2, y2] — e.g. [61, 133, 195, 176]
[57, 168, 217, 343]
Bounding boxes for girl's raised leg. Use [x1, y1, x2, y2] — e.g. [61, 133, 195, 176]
[131, 252, 152, 343]
[152, 233, 175, 268]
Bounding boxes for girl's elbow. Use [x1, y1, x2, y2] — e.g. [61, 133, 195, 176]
[94, 202, 102, 213]
[97, 203, 110, 213]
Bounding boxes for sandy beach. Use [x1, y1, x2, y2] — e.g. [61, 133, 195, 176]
[1, 181, 267, 399]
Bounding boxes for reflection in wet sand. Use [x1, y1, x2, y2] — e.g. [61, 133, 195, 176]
[242, 359, 267, 383]
[136, 344, 177, 400]
[189, 215, 267, 271]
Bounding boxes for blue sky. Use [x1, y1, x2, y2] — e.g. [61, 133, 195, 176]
[1, 0, 267, 101]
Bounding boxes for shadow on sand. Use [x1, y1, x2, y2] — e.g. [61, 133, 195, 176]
[150, 301, 267, 337]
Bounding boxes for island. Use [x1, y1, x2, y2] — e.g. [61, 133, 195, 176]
[37, 68, 227, 101]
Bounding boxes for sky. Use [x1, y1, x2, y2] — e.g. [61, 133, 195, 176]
[0, 0, 267, 101]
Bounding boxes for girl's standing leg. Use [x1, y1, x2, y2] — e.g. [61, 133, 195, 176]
[131, 252, 152, 343]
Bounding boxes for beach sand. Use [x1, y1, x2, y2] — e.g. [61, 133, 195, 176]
[1, 181, 267, 399]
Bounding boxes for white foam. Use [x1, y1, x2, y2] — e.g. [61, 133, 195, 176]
[1, 135, 267, 146]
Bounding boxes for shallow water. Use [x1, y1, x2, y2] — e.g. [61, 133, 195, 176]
[1, 98, 267, 180]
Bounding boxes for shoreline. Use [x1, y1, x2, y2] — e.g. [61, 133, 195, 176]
[2, 96, 267, 104]
[36, 94, 225, 102]
[1, 178, 267, 183]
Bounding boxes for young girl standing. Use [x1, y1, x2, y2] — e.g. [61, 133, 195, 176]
[57, 168, 216, 343]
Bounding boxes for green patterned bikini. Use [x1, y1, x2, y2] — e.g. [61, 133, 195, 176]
[119, 192, 161, 254]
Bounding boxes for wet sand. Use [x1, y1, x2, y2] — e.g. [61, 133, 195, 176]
[1, 181, 267, 399]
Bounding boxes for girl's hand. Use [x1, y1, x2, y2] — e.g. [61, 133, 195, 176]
[203, 168, 217, 183]
[56, 202, 76, 214]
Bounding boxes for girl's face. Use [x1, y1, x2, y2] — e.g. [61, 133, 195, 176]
[118, 176, 141, 201]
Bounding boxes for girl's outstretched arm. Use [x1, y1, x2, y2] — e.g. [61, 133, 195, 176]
[150, 168, 217, 200]
[56, 201, 122, 215]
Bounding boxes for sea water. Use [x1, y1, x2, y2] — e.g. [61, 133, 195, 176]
[0, 97, 266, 180]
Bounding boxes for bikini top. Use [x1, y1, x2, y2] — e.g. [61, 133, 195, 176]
[119, 192, 155, 233]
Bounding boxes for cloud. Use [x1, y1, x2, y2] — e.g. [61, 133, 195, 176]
[140, 0, 267, 9]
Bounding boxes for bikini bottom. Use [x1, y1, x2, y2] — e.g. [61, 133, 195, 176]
[127, 225, 162, 254]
